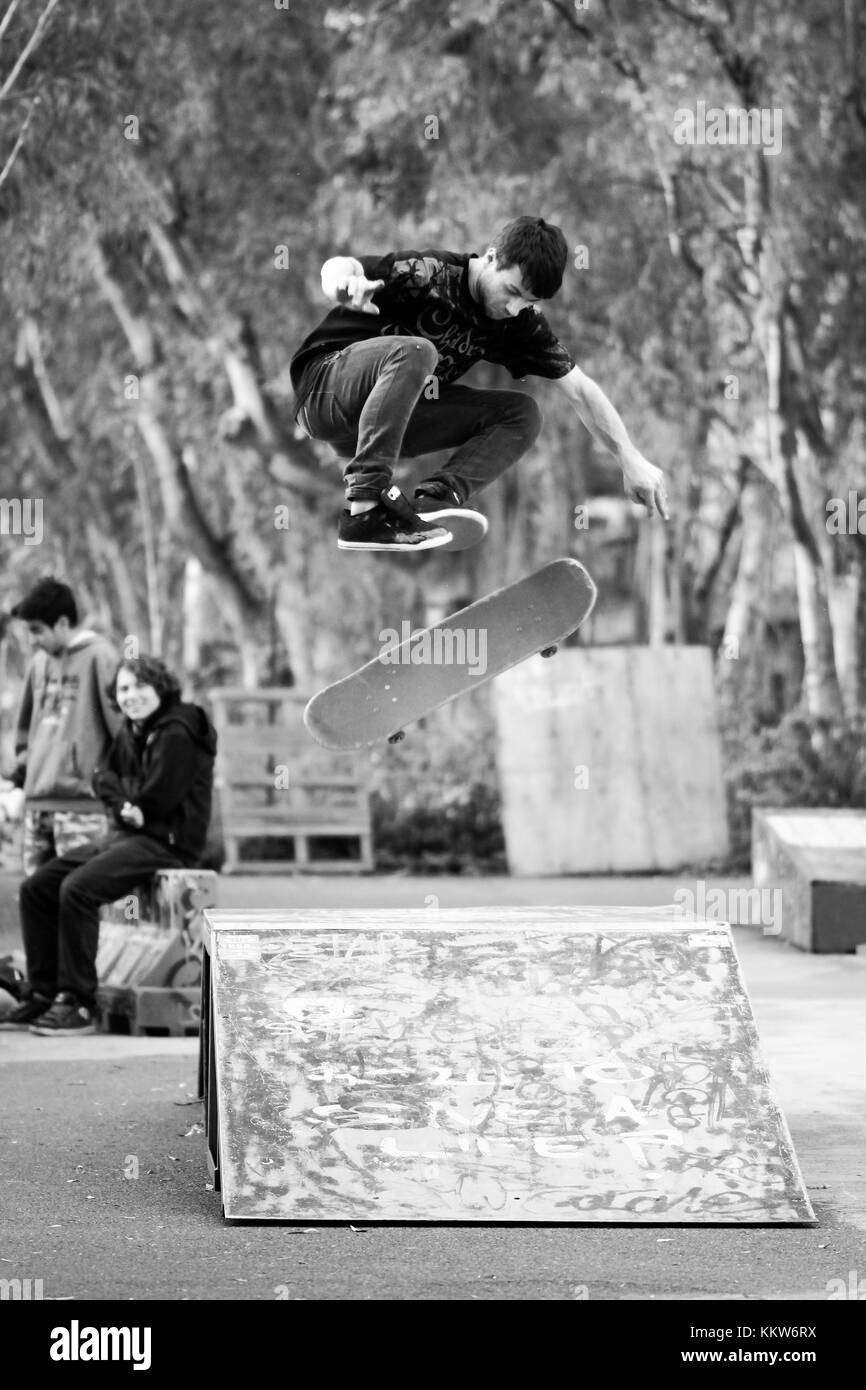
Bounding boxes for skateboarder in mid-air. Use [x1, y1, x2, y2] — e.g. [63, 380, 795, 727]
[290, 216, 669, 551]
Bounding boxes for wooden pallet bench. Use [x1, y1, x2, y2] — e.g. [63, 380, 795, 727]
[99, 984, 200, 1038]
[208, 687, 374, 874]
[96, 868, 217, 1035]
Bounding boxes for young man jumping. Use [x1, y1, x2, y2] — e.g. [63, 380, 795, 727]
[290, 216, 669, 551]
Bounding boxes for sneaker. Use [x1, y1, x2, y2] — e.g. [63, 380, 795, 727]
[413, 477, 465, 513]
[29, 992, 97, 1036]
[413, 479, 490, 550]
[0, 992, 53, 1030]
[338, 486, 452, 552]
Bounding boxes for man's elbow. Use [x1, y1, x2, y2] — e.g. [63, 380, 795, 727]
[556, 366, 590, 402]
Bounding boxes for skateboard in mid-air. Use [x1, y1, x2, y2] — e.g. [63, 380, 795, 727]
[304, 557, 597, 750]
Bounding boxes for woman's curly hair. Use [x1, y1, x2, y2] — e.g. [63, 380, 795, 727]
[109, 654, 182, 711]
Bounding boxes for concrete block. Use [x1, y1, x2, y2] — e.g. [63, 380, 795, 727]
[752, 808, 866, 953]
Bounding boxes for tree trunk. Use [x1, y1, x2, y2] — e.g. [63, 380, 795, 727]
[11, 314, 147, 644]
[144, 216, 332, 500]
[687, 455, 748, 643]
[130, 451, 163, 651]
[826, 561, 862, 720]
[734, 141, 844, 727]
[182, 557, 207, 678]
[761, 302, 843, 723]
[84, 519, 147, 642]
[90, 237, 269, 648]
[857, 542, 866, 717]
[647, 518, 668, 646]
[716, 468, 775, 710]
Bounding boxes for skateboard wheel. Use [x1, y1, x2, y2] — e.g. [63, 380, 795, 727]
[540, 646, 558, 658]
[388, 731, 406, 743]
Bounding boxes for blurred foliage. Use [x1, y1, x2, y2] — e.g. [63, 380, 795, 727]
[366, 691, 507, 873]
[1, 0, 865, 874]
[722, 707, 866, 870]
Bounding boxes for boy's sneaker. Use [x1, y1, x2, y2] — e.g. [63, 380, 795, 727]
[413, 478, 465, 512]
[0, 992, 53, 1030]
[413, 478, 490, 550]
[338, 486, 452, 552]
[29, 992, 97, 1036]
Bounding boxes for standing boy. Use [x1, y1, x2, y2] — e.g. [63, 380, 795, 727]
[0, 578, 120, 876]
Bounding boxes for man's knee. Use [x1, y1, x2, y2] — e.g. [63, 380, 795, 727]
[507, 392, 543, 443]
[401, 337, 438, 378]
[58, 868, 96, 911]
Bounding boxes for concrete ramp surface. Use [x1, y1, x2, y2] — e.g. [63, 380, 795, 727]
[205, 907, 815, 1224]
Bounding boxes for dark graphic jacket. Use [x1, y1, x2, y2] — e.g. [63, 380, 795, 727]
[92, 697, 217, 863]
[290, 248, 576, 411]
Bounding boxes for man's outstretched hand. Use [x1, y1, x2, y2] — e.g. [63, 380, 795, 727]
[621, 450, 670, 519]
[335, 275, 385, 314]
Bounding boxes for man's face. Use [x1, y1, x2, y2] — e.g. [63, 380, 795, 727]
[26, 618, 69, 655]
[475, 250, 542, 320]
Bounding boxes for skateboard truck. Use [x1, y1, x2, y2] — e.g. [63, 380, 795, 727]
[383, 643, 558, 739]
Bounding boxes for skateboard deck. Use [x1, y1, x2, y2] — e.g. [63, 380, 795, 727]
[304, 557, 597, 750]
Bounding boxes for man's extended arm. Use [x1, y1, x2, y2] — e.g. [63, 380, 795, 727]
[555, 365, 669, 518]
[320, 257, 384, 314]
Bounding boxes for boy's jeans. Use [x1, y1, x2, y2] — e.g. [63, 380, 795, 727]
[296, 337, 543, 502]
[23, 807, 110, 879]
[19, 831, 186, 1008]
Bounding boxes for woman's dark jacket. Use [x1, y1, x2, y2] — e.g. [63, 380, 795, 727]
[92, 697, 217, 862]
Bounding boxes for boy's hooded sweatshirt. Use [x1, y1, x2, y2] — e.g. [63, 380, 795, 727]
[10, 630, 120, 809]
[93, 697, 217, 863]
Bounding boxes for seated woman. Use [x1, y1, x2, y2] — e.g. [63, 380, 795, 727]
[3, 655, 217, 1036]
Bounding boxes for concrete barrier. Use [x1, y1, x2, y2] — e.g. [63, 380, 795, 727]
[752, 807, 866, 953]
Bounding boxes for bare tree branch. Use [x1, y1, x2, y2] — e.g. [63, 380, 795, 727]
[541, 0, 592, 40]
[0, 91, 38, 190]
[0, 0, 62, 101]
[90, 236, 265, 618]
[0, 0, 23, 50]
[655, 0, 763, 104]
[543, 0, 706, 274]
[843, 0, 866, 132]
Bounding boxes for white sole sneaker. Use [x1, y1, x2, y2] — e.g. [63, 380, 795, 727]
[411, 506, 489, 551]
[337, 530, 453, 552]
[29, 1024, 97, 1036]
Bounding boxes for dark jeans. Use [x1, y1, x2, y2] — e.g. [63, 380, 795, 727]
[19, 832, 185, 1008]
[296, 337, 543, 502]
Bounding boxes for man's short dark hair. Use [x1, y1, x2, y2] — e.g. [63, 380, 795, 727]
[491, 216, 569, 299]
[10, 577, 78, 627]
[110, 655, 182, 709]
